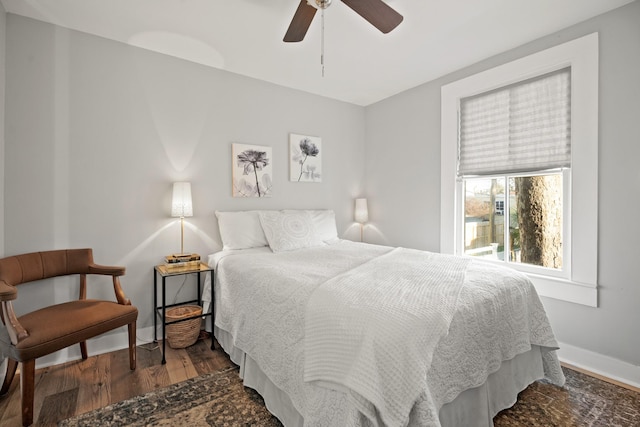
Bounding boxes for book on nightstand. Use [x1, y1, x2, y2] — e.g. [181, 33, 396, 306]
[163, 253, 201, 271]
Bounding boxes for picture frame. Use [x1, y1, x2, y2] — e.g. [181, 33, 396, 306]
[232, 143, 273, 197]
[289, 133, 322, 182]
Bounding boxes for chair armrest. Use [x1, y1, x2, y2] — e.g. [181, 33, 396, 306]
[0, 280, 17, 301]
[86, 263, 130, 305]
[0, 300, 29, 345]
[0, 281, 28, 344]
[112, 276, 131, 306]
[88, 263, 125, 276]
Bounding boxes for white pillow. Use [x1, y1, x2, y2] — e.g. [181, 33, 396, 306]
[259, 210, 324, 253]
[307, 210, 339, 243]
[215, 210, 268, 250]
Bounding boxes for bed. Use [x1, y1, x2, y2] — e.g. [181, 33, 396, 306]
[202, 209, 565, 427]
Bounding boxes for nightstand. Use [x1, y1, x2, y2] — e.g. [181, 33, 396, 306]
[153, 262, 214, 364]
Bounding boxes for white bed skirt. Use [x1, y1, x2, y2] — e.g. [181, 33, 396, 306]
[214, 325, 545, 427]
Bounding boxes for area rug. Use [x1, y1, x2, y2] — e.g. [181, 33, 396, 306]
[60, 366, 640, 426]
[59, 366, 282, 426]
[494, 366, 640, 427]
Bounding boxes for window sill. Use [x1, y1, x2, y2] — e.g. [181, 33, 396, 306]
[527, 273, 597, 307]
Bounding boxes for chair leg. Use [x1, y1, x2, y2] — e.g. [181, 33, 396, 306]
[20, 359, 35, 427]
[0, 358, 18, 396]
[128, 322, 137, 370]
[80, 341, 88, 360]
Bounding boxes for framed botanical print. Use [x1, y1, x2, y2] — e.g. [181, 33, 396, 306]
[289, 133, 322, 182]
[232, 143, 273, 197]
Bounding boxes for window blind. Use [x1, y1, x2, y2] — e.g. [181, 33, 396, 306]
[458, 68, 571, 176]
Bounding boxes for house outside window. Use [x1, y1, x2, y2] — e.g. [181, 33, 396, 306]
[441, 33, 598, 307]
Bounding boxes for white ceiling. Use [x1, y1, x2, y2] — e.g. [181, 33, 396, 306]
[1, 0, 634, 106]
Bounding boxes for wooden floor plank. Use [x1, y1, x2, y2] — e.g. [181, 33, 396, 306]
[75, 353, 111, 416]
[137, 363, 172, 394]
[185, 338, 232, 376]
[0, 370, 21, 423]
[37, 388, 78, 427]
[163, 342, 199, 384]
[31, 362, 78, 425]
[0, 379, 22, 427]
[108, 347, 140, 404]
[110, 345, 171, 404]
[136, 342, 163, 369]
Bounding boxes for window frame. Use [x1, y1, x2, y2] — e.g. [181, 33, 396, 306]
[441, 33, 598, 307]
[461, 169, 570, 280]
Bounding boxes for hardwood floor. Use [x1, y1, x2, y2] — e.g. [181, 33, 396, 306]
[2, 336, 639, 427]
[0, 335, 231, 427]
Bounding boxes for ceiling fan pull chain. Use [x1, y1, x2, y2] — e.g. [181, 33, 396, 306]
[321, 7, 325, 77]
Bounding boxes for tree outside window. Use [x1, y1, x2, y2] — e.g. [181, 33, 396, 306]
[464, 173, 562, 270]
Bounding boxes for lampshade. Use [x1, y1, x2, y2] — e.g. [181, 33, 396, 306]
[171, 182, 193, 218]
[354, 198, 368, 223]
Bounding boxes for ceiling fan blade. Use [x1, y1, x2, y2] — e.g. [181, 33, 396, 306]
[284, 0, 318, 42]
[341, 0, 403, 34]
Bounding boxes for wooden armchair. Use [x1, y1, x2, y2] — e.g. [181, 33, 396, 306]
[0, 249, 138, 426]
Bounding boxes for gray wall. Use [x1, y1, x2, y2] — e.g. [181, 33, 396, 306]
[3, 2, 639, 378]
[0, 2, 5, 258]
[365, 1, 640, 369]
[4, 15, 365, 358]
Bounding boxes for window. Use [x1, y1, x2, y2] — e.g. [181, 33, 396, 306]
[464, 172, 565, 274]
[460, 68, 570, 276]
[441, 33, 598, 307]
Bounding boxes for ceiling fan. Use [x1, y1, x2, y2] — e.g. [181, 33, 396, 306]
[284, 0, 403, 42]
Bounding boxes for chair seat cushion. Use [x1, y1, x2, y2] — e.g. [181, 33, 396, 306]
[2, 299, 137, 361]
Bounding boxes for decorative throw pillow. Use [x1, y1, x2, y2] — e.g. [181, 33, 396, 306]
[306, 210, 339, 243]
[259, 210, 324, 253]
[215, 210, 268, 250]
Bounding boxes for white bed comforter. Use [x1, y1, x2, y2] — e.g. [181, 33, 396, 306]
[211, 241, 564, 427]
[305, 248, 470, 426]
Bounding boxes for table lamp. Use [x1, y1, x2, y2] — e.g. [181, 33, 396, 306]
[171, 182, 193, 256]
[354, 198, 368, 242]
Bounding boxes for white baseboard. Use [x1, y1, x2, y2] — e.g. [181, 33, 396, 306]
[557, 341, 640, 389]
[33, 325, 157, 369]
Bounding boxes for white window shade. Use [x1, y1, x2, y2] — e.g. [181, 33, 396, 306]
[459, 68, 571, 176]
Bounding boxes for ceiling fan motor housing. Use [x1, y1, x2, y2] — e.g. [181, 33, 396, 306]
[311, 0, 332, 10]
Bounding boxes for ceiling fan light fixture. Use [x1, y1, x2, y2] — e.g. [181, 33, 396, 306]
[313, 0, 332, 9]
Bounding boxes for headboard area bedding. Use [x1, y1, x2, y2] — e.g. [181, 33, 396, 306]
[215, 209, 339, 251]
[202, 209, 565, 427]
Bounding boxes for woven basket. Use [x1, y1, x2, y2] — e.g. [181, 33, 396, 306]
[166, 305, 203, 349]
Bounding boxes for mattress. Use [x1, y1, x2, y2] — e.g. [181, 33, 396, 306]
[203, 240, 564, 426]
